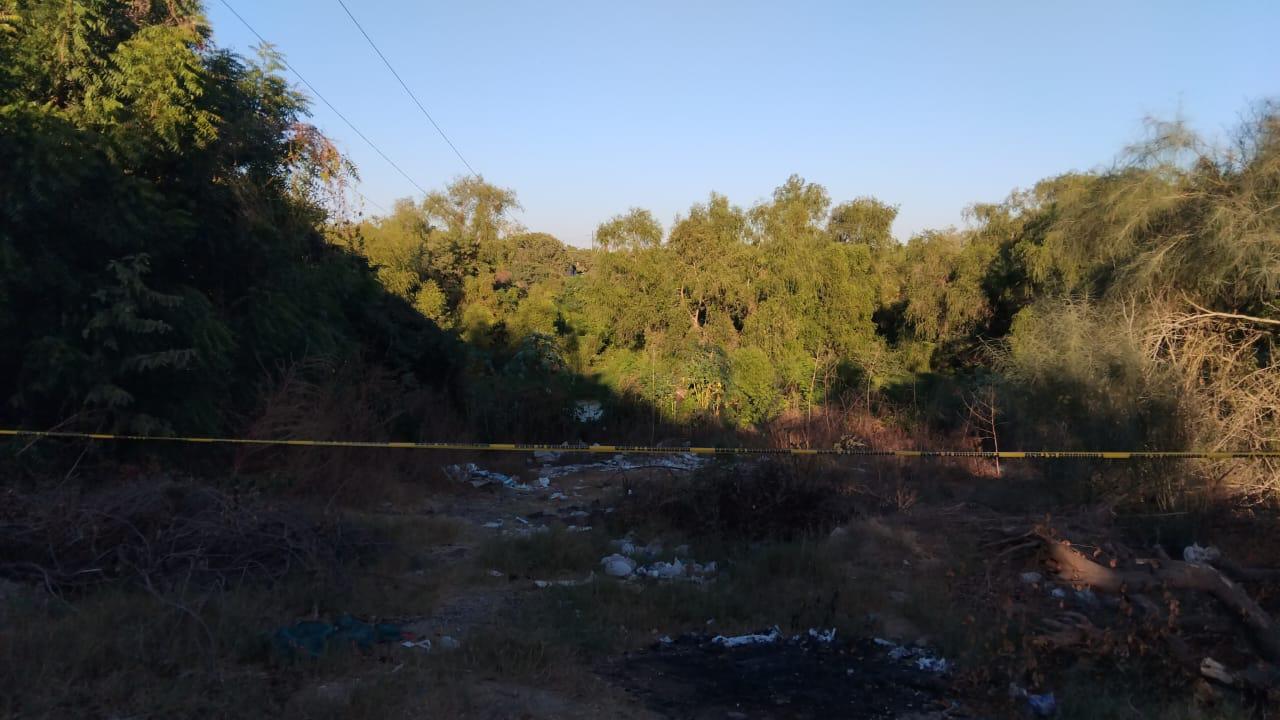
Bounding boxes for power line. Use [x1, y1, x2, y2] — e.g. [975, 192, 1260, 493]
[353, 188, 388, 214]
[334, 0, 481, 179]
[217, 0, 428, 197]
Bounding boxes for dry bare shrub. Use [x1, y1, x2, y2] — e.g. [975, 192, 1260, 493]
[234, 357, 458, 503]
[1143, 306, 1279, 504]
[0, 480, 369, 596]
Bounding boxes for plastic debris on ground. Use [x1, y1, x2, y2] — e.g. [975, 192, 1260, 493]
[872, 637, 951, 674]
[600, 539, 719, 582]
[712, 627, 782, 648]
[1027, 692, 1057, 717]
[533, 572, 594, 589]
[444, 463, 536, 491]
[536, 452, 705, 482]
[1019, 571, 1043, 584]
[806, 627, 838, 644]
[1183, 543, 1222, 564]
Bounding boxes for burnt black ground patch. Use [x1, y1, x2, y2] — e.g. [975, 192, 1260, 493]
[601, 634, 957, 719]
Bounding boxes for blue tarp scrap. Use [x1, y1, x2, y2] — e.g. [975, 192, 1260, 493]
[271, 613, 408, 658]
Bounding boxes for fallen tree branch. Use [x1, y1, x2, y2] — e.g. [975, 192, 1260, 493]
[1034, 527, 1280, 663]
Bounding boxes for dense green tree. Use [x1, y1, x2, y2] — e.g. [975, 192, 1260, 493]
[1, 0, 455, 433]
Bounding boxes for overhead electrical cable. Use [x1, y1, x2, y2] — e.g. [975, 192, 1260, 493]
[217, 0, 429, 197]
[333, 0, 481, 179]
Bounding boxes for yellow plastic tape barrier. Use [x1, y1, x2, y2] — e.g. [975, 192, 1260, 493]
[2, 429, 1278, 460]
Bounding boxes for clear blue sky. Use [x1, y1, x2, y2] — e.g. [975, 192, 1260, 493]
[207, 0, 1277, 246]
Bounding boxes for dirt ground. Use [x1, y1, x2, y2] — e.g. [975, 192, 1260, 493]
[364, 453, 971, 719]
[8, 452, 1270, 718]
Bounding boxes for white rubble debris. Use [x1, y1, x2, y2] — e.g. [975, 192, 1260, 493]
[603, 537, 718, 581]
[806, 628, 837, 644]
[601, 554, 637, 577]
[574, 400, 604, 422]
[1183, 543, 1222, 564]
[711, 627, 781, 648]
[915, 656, 951, 673]
[636, 559, 685, 579]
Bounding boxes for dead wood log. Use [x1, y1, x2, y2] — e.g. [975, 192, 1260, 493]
[1210, 556, 1280, 584]
[1034, 529, 1280, 664]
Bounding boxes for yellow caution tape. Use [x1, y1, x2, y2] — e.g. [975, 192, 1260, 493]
[2, 428, 1278, 460]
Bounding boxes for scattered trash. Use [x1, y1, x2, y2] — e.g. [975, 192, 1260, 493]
[1200, 657, 1234, 684]
[548, 492, 568, 501]
[617, 634, 953, 719]
[488, 569, 505, 578]
[538, 453, 704, 480]
[1019, 571, 1043, 584]
[873, 638, 950, 674]
[533, 573, 594, 589]
[567, 525, 593, 532]
[445, 463, 537, 491]
[401, 638, 432, 650]
[1049, 587, 1067, 599]
[1027, 692, 1057, 717]
[1183, 543, 1222, 564]
[514, 516, 530, 525]
[712, 627, 781, 648]
[482, 520, 503, 529]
